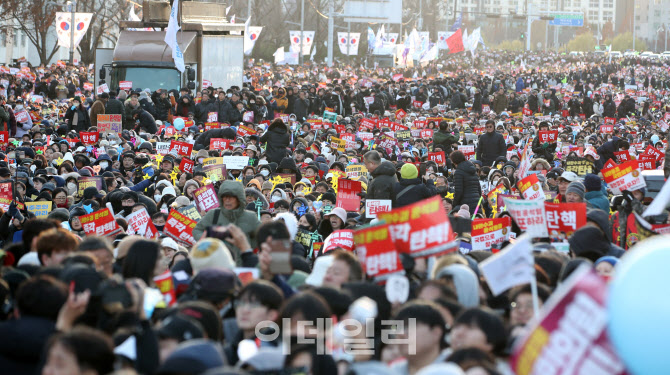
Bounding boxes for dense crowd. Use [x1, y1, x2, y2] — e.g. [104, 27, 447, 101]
[0, 50, 668, 375]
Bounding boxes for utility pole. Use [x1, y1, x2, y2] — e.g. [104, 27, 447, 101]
[526, 0, 531, 51]
[68, 0, 77, 64]
[300, 0, 304, 64]
[347, 22, 351, 64]
[248, 0, 251, 23]
[327, 1, 334, 66]
[633, 2, 636, 50]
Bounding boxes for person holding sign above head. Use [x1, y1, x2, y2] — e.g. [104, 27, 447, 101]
[64, 97, 90, 133]
[531, 122, 557, 162]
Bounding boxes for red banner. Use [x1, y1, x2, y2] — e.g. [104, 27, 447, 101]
[613, 150, 630, 163]
[165, 126, 177, 137]
[204, 122, 220, 131]
[522, 108, 532, 116]
[639, 156, 656, 170]
[336, 178, 362, 212]
[517, 173, 544, 201]
[642, 145, 663, 161]
[169, 140, 193, 156]
[395, 109, 406, 120]
[323, 229, 355, 253]
[603, 158, 617, 169]
[80, 132, 99, 145]
[179, 158, 194, 174]
[471, 217, 512, 251]
[544, 202, 586, 239]
[154, 271, 177, 306]
[354, 224, 404, 281]
[80, 208, 121, 237]
[511, 268, 626, 375]
[237, 125, 256, 137]
[119, 81, 132, 90]
[209, 138, 231, 151]
[446, 28, 464, 53]
[0, 181, 13, 211]
[359, 118, 376, 131]
[377, 196, 458, 258]
[604, 117, 616, 125]
[0, 131, 8, 147]
[420, 129, 434, 138]
[164, 210, 197, 246]
[194, 185, 220, 211]
[428, 151, 446, 166]
[538, 130, 558, 143]
[601, 124, 614, 134]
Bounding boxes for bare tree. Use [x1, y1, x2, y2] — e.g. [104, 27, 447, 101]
[5, 0, 60, 65]
[77, 0, 124, 65]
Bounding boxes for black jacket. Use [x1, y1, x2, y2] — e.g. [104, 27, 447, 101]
[367, 161, 398, 205]
[135, 109, 158, 134]
[153, 96, 172, 121]
[0, 316, 56, 375]
[105, 98, 125, 115]
[64, 105, 91, 132]
[260, 122, 290, 164]
[393, 178, 437, 208]
[215, 99, 233, 123]
[195, 99, 218, 123]
[139, 98, 157, 118]
[453, 161, 482, 213]
[532, 136, 557, 162]
[476, 132, 506, 167]
[293, 98, 310, 121]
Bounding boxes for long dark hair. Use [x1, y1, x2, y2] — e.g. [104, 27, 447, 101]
[122, 240, 159, 284]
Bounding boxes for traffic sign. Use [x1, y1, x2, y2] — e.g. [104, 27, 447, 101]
[546, 12, 584, 27]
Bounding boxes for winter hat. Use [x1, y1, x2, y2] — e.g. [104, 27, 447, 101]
[48, 208, 70, 222]
[157, 314, 205, 342]
[568, 227, 609, 262]
[326, 207, 348, 224]
[400, 163, 418, 179]
[156, 339, 225, 375]
[162, 237, 180, 252]
[174, 196, 190, 207]
[566, 181, 585, 200]
[261, 181, 273, 191]
[457, 204, 470, 218]
[189, 238, 235, 274]
[583, 174, 601, 192]
[595, 256, 618, 267]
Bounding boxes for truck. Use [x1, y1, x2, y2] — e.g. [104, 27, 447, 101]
[96, 0, 244, 93]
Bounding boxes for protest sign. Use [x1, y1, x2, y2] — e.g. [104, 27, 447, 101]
[336, 179, 362, 211]
[15, 110, 29, 123]
[601, 124, 614, 133]
[420, 129, 434, 138]
[97, 114, 122, 134]
[77, 176, 103, 198]
[604, 117, 616, 125]
[80, 208, 121, 237]
[194, 185, 220, 211]
[545, 202, 586, 240]
[96, 83, 109, 94]
[487, 185, 508, 216]
[428, 151, 446, 166]
[458, 145, 476, 160]
[156, 142, 170, 156]
[471, 217, 512, 251]
[169, 141, 193, 156]
[178, 204, 201, 221]
[359, 118, 376, 131]
[26, 201, 52, 218]
[330, 136, 346, 152]
[119, 81, 132, 90]
[642, 145, 663, 161]
[517, 174, 544, 201]
[504, 198, 548, 238]
[510, 266, 626, 375]
[209, 138, 231, 151]
[357, 132, 373, 142]
[126, 209, 158, 238]
[538, 130, 558, 143]
[0, 181, 13, 211]
[164, 210, 197, 246]
[377, 134, 397, 155]
[0, 131, 8, 147]
[207, 112, 218, 122]
[603, 158, 617, 169]
[202, 164, 227, 182]
[204, 122, 220, 131]
[396, 130, 412, 141]
[480, 235, 534, 296]
[639, 156, 656, 170]
[222, 156, 249, 170]
[613, 150, 630, 163]
[164, 126, 177, 137]
[346, 164, 368, 180]
[237, 124, 256, 137]
[153, 271, 177, 307]
[323, 230, 355, 253]
[377, 196, 458, 258]
[80, 132, 99, 145]
[354, 224, 404, 281]
[565, 157, 594, 176]
[601, 160, 646, 195]
[323, 110, 337, 123]
[295, 228, 320, 252]
[203, 157, 224, 166]
[179, 158, 194, 174]
[365, 199, 392, 219]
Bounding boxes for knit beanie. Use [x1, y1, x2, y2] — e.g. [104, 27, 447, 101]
[583, 174, 601, 192]
[457, 204, 470, 218]
[566, 181, 585, 200]
[400, 163, 418, 179]
[189, 238, 235, 274]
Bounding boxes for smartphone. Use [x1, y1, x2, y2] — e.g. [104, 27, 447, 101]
[269, 239, 292, 275]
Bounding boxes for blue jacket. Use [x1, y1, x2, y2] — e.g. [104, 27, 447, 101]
[585, 190, 609, 212]
[516, 77, 525, 93]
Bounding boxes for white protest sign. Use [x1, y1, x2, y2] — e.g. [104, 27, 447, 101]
[385, 274, 410, 304]
[366, 199, 392, 219]
[96, 83, 110, 94]
[504, 197, 549, 238]
[480, 235, 535, 296]
[223, 156, 250, 170]
[156, 142, 171, 156]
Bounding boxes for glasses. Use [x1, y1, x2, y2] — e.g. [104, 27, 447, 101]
[511, 301, 533, 311]
[54, 196, 67, 201]
[233, 300, 265, 309]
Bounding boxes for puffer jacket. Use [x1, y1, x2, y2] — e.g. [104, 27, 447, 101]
[367, 161, 398, 205]
[393, 178, 437, 208]
[260, 121, 290, 164]
[453, 161, 482, 214]
[192, 180, 261, 265]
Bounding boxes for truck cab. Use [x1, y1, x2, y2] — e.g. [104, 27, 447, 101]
[97, 0, 244, 93]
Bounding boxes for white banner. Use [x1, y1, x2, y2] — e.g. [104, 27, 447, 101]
[418, 32, 430, 53]
[437, 31, 454, 50]
[480, 235, 535, 296]
[244, 20, 263, 56]
[337, 32, 360, 56]
[164, 0, 185, 72]
[386, 33, 399, 44]
[290, 30, 314, 56]
[55, 12, 93, 49]
[504, 198, 549, 238]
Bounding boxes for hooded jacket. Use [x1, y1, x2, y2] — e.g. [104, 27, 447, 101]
[192, 181, 260, 265]
[244, 187, 270, 210]
[277, 157, 302, 181]
[260, 121, 290, 164]
[453, 160, 482, 213]
[393, 177, 437, 208]
[433, 264, 479, 308]
[587, 208, 625, 258]
[366, 161, 398, 204]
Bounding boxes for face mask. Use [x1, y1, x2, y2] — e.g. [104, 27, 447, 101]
[67, 182, 77, 194]
[154, 194, 162, 202]
[260, 169, 270, 177]
[271, 195, 281, 203]
[155, 225, 164, 232]
[100, 161, 109, 169]
[299, 224, 311, 231]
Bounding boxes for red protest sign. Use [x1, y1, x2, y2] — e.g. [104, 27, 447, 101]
[80, 208, 121, 237]
[359, 118, 376, 131]
[642, 145, 663, 161]
[412, 120, 427, 129]
[237, 124, 256, 137]
[613, 150, 630, 163]
[164, 210, 197, 246]
[179, 158, 194, 174]
[544, 202, 586, 239]
[80, 132, 99, 145]
[119, 81, 132, 90]
[194, 185, 220, 211]
[471, 217, 512, 251]
[538, 130, 558, 143]
[522, 108, 532, 116]
[377, 196, 458, 258]
[601, 160, 646, 194]
[354, 224, 404, 281]
[603, 158, 617, 169]
[336, 178, 362, 212]
[420, 129, 434, 138]
[0, 181, 13, 211]
[412, 100, 424, 109]
[446, 29, 464, 53]
[169, 140, 193, 156]
[517, 173, 544, 201]
[639, 156, 656, 170]
[511, 268, 626, 375]
[601, 124, 614, 134]
[14, 110, 29, 123]
[358, 132, 374, 142]
[395, 109, 406, 120]
[604, 117, 616, 125]
[428, 151, 446, 166]
[209, 138, 231, 151]
[164, 126, 177, 137]
[154, 271, 177, 306]
[0, 131, 8, 146]
[323, 229, 355, 253]
[204, 122, 220, 131]
[67, 138, 80, 148]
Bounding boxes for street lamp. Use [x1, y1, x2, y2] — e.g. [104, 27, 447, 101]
[66, 0, 77, 65]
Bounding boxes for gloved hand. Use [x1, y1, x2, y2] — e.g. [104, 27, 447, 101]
[14, 210, 24, 224]
[622, 190, 635, 204]
[7, 202, 18, 218]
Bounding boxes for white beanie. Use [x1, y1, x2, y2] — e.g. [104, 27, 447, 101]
[189, 238, 235, 274]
